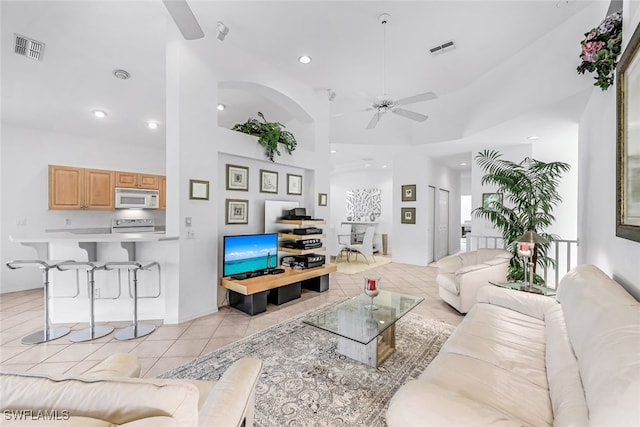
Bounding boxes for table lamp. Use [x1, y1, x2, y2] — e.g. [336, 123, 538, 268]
[516, 230, 548, 291]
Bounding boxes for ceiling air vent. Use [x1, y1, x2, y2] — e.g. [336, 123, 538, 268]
[14, 34, 45, 61]
[429, 40, 455, 56]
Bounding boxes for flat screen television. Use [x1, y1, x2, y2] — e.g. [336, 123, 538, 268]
[223, 233, 278, 277]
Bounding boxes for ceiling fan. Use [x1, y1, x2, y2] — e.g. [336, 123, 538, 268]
[364, 13, 437, 130]
[162, 0, 204, 40]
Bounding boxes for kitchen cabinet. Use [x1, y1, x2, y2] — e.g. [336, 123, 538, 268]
[116, 172, 159, 189]
[159, 175, 166, 210]
[49, 165, 114, 210]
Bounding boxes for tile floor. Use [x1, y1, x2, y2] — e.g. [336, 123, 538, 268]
[0, 259, 463, 378]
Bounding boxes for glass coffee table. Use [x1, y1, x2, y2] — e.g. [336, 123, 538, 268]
[489, 280, 557, 297]
[303, 290, 424, 367]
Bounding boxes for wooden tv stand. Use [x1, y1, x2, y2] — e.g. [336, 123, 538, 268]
[220, 264, 337, 315]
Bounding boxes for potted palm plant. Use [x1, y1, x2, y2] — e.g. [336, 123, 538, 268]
[231, 112, 297, 162]
[472, 149, 570, 283]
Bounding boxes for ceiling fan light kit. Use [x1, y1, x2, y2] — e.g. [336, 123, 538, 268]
[364, 13, 437, 129]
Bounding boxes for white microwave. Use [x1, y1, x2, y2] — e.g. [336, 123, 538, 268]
[115, 188, 159, 209]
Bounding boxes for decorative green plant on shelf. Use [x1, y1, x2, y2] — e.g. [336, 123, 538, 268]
[576, 10, 623, 91]
[472, 150, 570, 283]
[231, 112, 297, 162]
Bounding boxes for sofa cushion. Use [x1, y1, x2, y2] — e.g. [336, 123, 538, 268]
[435, 302, 549, 389]
[556, 264, 640, 426]
[544, 304, 588, 427]
[0, 372, 199, 426]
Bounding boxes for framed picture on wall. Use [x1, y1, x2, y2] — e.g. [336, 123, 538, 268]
[189, 179, 209, 200]
[287, 173, 303, 195]
[482, 193, 503, 211]
[225, 199, 248, 224]
[401, 207, 416, 224]
[226, 164, 249, 191]
[402, 184, 416, 201]
[318, 193, 327, 206]
[260, 169, 278, 193]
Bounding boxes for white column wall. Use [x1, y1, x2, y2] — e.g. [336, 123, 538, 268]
[392, 151, 460, 265]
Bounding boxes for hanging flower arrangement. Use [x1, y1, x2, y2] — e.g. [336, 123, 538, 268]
[576, 11, 623, 91]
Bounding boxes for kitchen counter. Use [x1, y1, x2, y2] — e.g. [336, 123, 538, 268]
[10, 231, 178, 243]
[8, 231, 179, 324]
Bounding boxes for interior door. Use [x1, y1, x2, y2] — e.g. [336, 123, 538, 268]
[426, 186, 436, 263]
[437, 189, 450, 260]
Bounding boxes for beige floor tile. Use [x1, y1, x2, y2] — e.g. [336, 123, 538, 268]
[129, 340, 175, 358]
[0, 262, 463, 378]
[163, 339, 208, 358]
[143, 357, 194, 378]
[64, 359, 101, 376]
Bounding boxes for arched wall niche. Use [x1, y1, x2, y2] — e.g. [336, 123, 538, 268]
[218, 80, 316, 152]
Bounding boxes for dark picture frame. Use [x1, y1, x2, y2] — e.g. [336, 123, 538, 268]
[225, 199, 248, 225]
[226, 164, 249, 191]
[401, 207, 416, 224]
[482, 193, 503, 211]
[318, 193, 327, 206]
[260, 169, 278, 194]
[287, 173, 303, 195]
[616, 22, 640, 242]
[189, 179, 209, 200]
[401, 184, 416, 202]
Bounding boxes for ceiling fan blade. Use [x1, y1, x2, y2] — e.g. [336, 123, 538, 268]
[162, 0, 205, 40]
[394, 92, 437, 106]
[392, 108, 428, 122]
[366, 112, 381, 129]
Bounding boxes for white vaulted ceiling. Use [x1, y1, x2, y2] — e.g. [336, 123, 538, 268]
[1, 1, 610, 171]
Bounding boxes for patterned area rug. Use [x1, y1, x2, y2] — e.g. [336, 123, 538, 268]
[161, 306, 454, 426]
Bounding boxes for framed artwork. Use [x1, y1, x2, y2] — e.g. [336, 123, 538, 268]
[402, 184, 416, 202]
[260, 169, 278, 194]
[225, 199, 248, 225]
[616, 22, 640, 242]
[287, 173, 303, 195]
[318, 193, 327, 206]
[226, 164, 249, 191]
[189, 179, 209, 200]
[401, 207, 416, 224]
[482, 193, 503, 211]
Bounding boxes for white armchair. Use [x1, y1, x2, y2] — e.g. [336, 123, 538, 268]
[436, 248, 511, 313]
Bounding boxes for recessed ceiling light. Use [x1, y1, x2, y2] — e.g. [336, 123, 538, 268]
[527, 135, 540, 140]
[382, 165, 388, 169]
[330, 150, 337, 153]
[92, 110, 107, 118]
[460, 162, 467, 166]
[298, 55, 312, 64]
[147, 121, 159, 129]
[217, 104, 226, 111]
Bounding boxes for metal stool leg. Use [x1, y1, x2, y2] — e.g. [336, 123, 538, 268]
[57, 261, 114, 342]
[7, 260, 71, 344]
[106, 262, 156, 340]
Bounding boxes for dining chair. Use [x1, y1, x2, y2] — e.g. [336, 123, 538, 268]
[344, 226, 376, 264]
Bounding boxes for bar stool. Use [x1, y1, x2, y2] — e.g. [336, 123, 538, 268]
[104, 261, 158, 340]
[57, 260, 114, 342]
[5, 260, 72, 344]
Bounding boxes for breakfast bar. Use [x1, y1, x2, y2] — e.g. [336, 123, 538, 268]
[9, 230, 178, 324]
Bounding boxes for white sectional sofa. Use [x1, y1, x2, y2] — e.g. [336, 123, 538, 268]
[1, 353, 263, 426]
[387, 264, 640, 426]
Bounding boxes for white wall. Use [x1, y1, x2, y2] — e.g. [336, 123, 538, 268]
[330, 169, 393, 253]
[577, 0, 640, 300]
[0, 125, 165, 293]
[392, 151, 460, 265]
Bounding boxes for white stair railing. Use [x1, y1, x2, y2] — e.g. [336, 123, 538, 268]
[464, 235, 579, 288]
